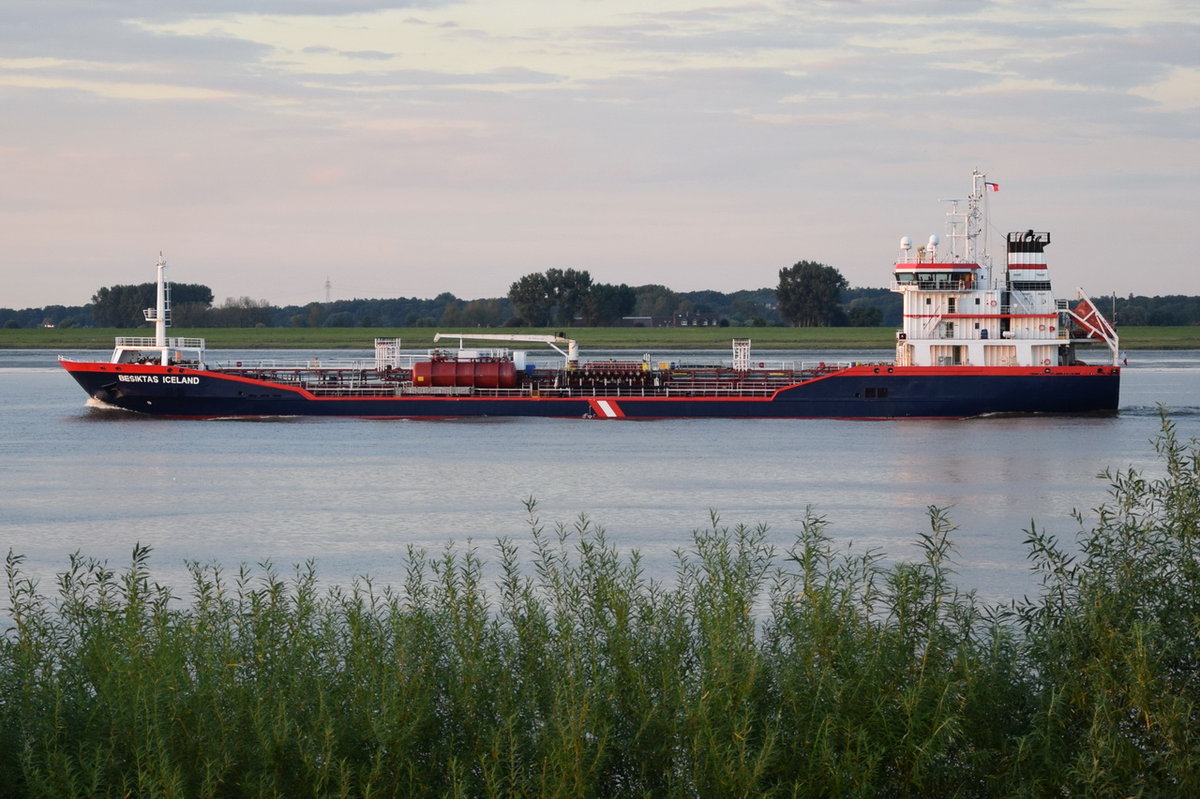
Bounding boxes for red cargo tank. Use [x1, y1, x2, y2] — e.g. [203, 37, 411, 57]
[413, 359, 518, 389]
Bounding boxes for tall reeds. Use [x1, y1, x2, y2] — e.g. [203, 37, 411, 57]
[4, 418, 1200, 797]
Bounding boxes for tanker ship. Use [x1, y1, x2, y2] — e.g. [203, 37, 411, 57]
[60, 172, 1120, 419]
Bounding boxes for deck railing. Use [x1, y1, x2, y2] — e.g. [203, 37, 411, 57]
[209, 363, 863, 400]
[115, 336, 206, 349]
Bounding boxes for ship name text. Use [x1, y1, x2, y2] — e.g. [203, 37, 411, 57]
[117, 374, 200, 385]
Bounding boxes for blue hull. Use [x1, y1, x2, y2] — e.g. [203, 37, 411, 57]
[62, 362, 1121, 419]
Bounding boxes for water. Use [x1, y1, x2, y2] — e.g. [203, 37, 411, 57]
[3, 347, 1198, 607]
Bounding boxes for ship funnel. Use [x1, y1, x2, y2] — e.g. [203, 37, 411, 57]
[1005, 230, 1050, 279]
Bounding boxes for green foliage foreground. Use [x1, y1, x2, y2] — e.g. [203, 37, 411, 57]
[4, 420, 1200, 798]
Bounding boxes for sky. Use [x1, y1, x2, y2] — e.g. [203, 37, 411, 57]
[2, 1, 1198, 310]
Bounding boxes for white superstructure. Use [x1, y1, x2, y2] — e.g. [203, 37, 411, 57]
[891, 171, 1118, 368]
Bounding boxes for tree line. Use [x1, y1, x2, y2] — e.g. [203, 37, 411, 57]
[503, 264, 891, 328]
[3, 262, 1191, 329]
[2, 267, 894, 329]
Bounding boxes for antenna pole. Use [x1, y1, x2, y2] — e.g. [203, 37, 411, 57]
[154, 253, 167, 348]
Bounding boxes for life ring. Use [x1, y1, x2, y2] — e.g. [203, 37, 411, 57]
[1049, 325, 1055, 332]
[1043, 359, 1051, 366]
[758, 362, 765, 368]
[1039, 324, 1046, 331]
[989, 300, 997, 307]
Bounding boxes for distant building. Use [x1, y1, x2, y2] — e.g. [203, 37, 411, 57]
[615, 313, 722, 327]
[672, 312, 721, 327]
[616, 316, 665, 327]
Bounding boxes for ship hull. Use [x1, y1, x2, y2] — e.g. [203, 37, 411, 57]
[60, 361, 1121, 420]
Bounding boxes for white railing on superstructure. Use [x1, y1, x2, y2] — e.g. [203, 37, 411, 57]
[889, 278, 977, 292]
[115, 336, 206, 349]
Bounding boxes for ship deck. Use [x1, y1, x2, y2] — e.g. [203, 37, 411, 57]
[209, 361, 859, 400]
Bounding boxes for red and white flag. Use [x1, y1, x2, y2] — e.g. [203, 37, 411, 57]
[985, 182, 1000, 192]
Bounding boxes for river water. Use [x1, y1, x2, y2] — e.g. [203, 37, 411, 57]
[3, 347, 1198, 606]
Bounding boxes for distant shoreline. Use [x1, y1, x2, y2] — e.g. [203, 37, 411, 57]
[2, 326, 1195, 350]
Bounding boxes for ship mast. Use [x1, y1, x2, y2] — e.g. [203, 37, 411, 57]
[969, 169, 990, 284]
[144, 252, 172, 365]
[941, 170, 991, 283]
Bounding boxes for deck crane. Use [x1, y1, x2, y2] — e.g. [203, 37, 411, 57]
[433, 332, 580, 369]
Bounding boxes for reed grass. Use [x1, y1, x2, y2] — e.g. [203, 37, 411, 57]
[5, 418, 1200, 797]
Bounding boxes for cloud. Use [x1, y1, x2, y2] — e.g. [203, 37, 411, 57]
[302, 46, 396, 61]
[2, 0, 1198, 307]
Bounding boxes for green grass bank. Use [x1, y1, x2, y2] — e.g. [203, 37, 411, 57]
[5, 325, 1198, 350]
[4, 418, 1200, 797]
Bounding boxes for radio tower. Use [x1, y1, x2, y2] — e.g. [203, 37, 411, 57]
[325, 277, 331, 303]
